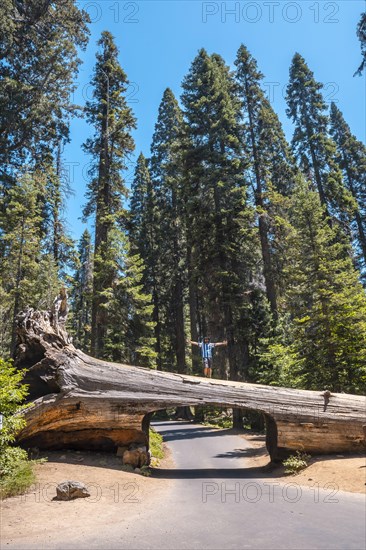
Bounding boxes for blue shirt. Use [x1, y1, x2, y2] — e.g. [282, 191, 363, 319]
[198, 342, 215, 359]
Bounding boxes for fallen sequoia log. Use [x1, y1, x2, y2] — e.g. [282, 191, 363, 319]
[15, 308, 366, 461]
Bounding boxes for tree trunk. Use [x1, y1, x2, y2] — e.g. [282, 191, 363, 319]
[172, 187, 186, 374]
[152, 286, 162, 370]
[232, 408, 244, 430]
[245, 76, 278, 317]
[187, 244, 201, 374]
[11, 219, 25, 356]
[174, 278, 186, 374]
[53, 141, 62, 267]
[91, 75, 111, 358]
[174, 406, 194, 421]
[194, 406, 205, 423]
[257, 213, 277, 316]
[14, 308, 366, 461]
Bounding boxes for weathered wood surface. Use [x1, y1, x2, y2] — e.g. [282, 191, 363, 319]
[15, 309, 366, 460]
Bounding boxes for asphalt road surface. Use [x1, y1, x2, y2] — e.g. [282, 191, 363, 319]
[72, 420, 365, 550]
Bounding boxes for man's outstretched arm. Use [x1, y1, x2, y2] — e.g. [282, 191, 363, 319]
[214, 340, 228, 347]
[189, 340, 199, 346]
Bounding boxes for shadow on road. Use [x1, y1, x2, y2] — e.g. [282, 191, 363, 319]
[153, 422, 264, 444]
[214, 446, 268, 459]
[151, 465, 277, 480]
[158, 427, 231, 442]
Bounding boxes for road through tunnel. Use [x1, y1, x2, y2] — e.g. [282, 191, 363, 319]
[141, 406, 279, 463]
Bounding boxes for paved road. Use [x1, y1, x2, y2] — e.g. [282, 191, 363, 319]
[5, 421, 364, 550]
[78, 420, 365, 550]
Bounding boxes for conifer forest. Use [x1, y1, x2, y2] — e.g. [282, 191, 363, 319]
[1, 1, 366, 399]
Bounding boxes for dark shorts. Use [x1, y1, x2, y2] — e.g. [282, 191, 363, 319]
[203, 358, 212, 369]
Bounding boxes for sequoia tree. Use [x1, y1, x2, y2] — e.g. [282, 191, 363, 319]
[150, 89, 187, 372]
[83, 31, 136, 357]
[130, 154, 162, 367]
[181, 50, 260, 385]
[235, 45, 297, 316]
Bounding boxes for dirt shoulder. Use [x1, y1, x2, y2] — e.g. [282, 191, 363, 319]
[241, 432, 366, 494]
[0, 446, 173, 548]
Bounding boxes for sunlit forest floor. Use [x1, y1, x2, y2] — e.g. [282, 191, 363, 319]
[240, 432, 366, 494]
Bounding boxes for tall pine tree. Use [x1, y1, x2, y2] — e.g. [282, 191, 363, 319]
[0, 171, 59, 356]
[98, 229, 157, 367]
[235, 45, 297, 316]
[130, 153, 162, 366]
[286, 54, 354, 221]
[181, 49, 260, 384]
[42, 158, 76, 280]
[83, 31, 136, 357]
[150, 88, 187, 372]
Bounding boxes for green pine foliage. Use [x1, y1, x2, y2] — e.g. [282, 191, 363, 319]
[0, 2, 88, 357]
[130, 153, 164, 369]
[83, 31, 136, 222]
[354, 12, 366, 76]
[130, 154, 162, 365]
[286, 54, 355, 221]
[0, 171, 60, 355]
[130, 153, 155, 264]
[43, 160, 77, 279]
[81, 32, 156, 365]
[0, 0, 90, 185]
[181, 49, 264, 382]
[259, 179, 366, 394]
[235, 45, 297, 317]
[149, 88, 187, 372]
[83, 31, 136, 357]
[95, 228, 157, 367]
[329, 102, 366, 276]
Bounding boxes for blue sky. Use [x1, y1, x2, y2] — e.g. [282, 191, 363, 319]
[63, 0, 366, 240]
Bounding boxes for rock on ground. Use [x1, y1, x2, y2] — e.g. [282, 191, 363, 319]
[56, 480, 90, 501]
[122, 449, 148, 469]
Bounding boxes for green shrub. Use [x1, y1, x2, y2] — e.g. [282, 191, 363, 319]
[0, 358, 36, 498]
[283, 451, 311, 475]
[0, 358, 28, 449]
[0, 447, 37, 498]
[202, 407, 234, 429]
[149, 428, 164, 460]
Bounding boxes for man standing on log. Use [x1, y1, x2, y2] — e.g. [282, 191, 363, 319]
[189, 336, 227, 378]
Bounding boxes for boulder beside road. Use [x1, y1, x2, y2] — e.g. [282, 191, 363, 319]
[56, 480, 90, 501]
